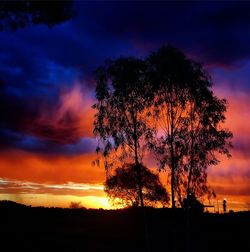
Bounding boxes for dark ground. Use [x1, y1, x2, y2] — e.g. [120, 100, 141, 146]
[0, 201, 249, 252]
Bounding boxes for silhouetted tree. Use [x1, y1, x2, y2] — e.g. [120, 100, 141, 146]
[105, 163, 169, 207]
[93, 57, 153, 208]
[184, 92, 232, 203]
[70, 201, 82, 209]
[146, 45, 232, 208]
[147, 46, 197, 208]
[0, 0, 74, 31]
[182, 193, 204, 213]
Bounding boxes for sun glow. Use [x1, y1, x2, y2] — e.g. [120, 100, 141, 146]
[0, 193, 113, 209]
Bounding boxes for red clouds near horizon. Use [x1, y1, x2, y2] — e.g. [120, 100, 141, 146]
[0, 149, 104, 184]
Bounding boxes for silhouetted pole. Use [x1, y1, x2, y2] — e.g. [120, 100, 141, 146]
[223, 198, 227, 213]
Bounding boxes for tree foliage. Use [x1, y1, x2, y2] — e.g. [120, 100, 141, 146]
[182, 193, 204, 213]
[183, 93, 232, 202]
[146, 45, 205, 207]
[105, 163, 169, 207]
[146, 45, 232, 207]
[93, 45, 233, 209]
[69, 201, 83, 209]
[93, 57, 153, 207]
[0, 0, 74, 31]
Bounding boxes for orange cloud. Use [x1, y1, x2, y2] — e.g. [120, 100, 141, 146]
[28, 84, 94, 143]
[0, 148, 110, 208]
[215, 87, 250, 135]
[0, 149, 105, 184]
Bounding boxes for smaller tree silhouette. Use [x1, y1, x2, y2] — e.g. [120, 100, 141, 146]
[182, 193, 204, 213]
[69, 201, 82, 209]
[93, 57, 154, 208]
[105, 163, 169, 207]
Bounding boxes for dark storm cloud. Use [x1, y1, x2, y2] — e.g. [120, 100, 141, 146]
[0, 82, 39, 131]
[2, 1, 250, 77]
[186, 2, 250, 66]
[1, 1, 250, 154]
[0, 80, 94, 151]
[1, 1, 250, 87]
[211, 61, 250, 91]
[0, 128, 96, 155]
[233, 137, 250, 159]
[202, 2, 250, 28]
[75, 1, 250, 66]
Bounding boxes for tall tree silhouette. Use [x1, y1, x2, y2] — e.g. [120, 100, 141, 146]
[146, 45, 232, 207]
[147, 46, 195, 208]
[105, 163, 169, 207]
[93, 58, 153, 208]
[0, 0, 73, 31]
[184, 90, 232, 203]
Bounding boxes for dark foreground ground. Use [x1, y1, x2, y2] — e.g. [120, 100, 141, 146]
[0, 201, 249, 252]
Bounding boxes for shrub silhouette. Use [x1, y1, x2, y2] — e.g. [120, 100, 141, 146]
[69, 201, 83, 209]
[182, 194, 204, 213]
[105, 163, 169, 207]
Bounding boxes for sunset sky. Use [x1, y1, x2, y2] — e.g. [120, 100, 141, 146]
[0, 1, 250, 211]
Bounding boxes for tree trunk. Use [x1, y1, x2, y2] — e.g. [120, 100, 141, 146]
[135, 153, 144, 208]
[186, 140, 193, 202]
[132, 112, 144, 208]
[170, 99, 176, 209]
[170, 144, 175, 208]
[187, 105, 195, 206]
[131, 111, 150, 252]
